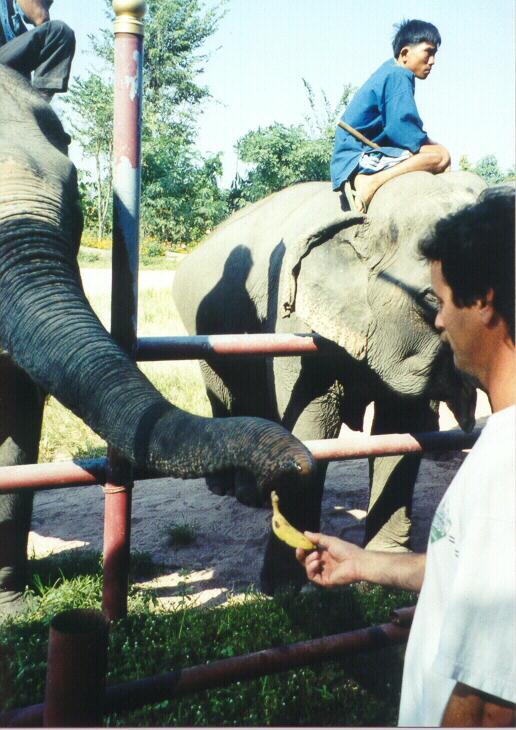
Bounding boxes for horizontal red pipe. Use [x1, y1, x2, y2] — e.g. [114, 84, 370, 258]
[0, 458, 108, 492]
[1, 607, 414, 726]
[305, 427, 480, 460]
[0, 429, 480, 493]
[135, 333, 327, 360]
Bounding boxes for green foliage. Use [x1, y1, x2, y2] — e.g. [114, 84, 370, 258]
[1, 549, 415, 725]
[166, 520, 198, 547]
[459, 154, 515, 185]
[65, 0, 228, 247]
[141, 142, 229, 246]
[66, 74, 114, 239]
[232, 123, 332, 205]
[230, 80, 355, 206]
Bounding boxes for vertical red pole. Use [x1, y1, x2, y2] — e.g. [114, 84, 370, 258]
[103, 0, 146, 621]
[43, 609, 109, 726]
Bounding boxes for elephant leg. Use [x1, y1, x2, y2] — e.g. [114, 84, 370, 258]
[365, 396, 439, 552]
[200, 362, 236, 497]
[0, 354, 45, 618]
[201, 356, 275, 506]
[260, 354, 339, 594]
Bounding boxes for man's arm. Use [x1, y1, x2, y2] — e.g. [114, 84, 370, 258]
[17, 0, 52, 26]
[442, 682, 515, 727]
[296, 532, 426, 592]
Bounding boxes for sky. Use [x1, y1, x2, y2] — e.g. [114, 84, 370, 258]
[53, 0, 515, 187]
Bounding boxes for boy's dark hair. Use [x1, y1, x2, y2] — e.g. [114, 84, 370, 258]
[419, 187, 515, 342]
[392, 19, 441, 58]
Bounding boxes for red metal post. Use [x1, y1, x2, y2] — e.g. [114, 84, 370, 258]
[43, 609, 109, 727]
[104, 0, 146, 621]
[102, 455, 134, 621]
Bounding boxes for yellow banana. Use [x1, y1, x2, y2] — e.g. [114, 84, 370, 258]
[271, 491, 316, 550]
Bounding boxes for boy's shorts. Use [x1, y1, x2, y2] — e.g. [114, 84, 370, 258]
[357, 149, 411, 175]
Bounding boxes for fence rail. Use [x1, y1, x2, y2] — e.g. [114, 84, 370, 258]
[0, 428, 479, 494]
[0, 606, 415, 726]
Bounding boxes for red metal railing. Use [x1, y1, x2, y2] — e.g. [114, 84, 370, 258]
[0, 606, 415, 726]
[135, 333, 327, 360]
[0, 427, 479, 494]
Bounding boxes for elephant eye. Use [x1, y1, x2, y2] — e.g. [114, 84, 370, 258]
[417, 288, 439, 323]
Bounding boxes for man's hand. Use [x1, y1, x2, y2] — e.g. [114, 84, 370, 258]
[297, 532, 427, 592]
[17, 0, 52, 26]
[442, 682, 515, 726]
[296, 532, 363, 587]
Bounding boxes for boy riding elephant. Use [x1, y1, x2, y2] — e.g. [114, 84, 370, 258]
[332, 19, 450, 213]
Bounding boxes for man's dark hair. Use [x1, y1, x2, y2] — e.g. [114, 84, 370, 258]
[392, 19, 441, 58]
[420, 187, 515, 342]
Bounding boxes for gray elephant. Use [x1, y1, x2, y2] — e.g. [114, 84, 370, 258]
[173, 171, 485, 591]
[0, 67, 315, 618]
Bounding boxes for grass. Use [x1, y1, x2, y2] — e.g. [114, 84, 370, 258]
[77, 231, 182, 271]
[77, 248, 179, 270]
[165, 520, 198, 547]
[0, 550, 415, 726]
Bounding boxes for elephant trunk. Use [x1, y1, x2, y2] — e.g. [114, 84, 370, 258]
[0, 217, 314, 488]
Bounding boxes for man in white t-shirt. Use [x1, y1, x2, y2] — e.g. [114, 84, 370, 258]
[296, 187, 515, 726]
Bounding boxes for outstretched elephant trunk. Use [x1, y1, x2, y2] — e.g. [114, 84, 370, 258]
[0, 213, 313, 483]
[0, 68, 314, 615]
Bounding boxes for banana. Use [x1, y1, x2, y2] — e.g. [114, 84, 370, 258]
[270, 491, 316, 550]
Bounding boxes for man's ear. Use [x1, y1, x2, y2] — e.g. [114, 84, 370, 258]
[398, 47, 410, 64]
[478, 288, 496, 325]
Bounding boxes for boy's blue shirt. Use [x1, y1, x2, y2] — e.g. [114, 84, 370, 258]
[331, 58, 428, 190]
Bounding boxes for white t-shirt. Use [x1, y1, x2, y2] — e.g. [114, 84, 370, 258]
[399, 405, 516, 726]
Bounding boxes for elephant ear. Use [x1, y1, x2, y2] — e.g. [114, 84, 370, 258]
[293, 226, 372, 360]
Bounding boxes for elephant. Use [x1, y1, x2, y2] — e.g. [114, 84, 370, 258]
[173, 170, 486, 593]
[0, 66, 315, 619]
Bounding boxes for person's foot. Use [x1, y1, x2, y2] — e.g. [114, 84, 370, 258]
[36, 89, 54, 103]
[353, 173, 379, 211]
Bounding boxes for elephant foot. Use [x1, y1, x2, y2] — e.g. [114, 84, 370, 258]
[234, 469, 264, 508]
[0, 590, 29, 623]
[259, 533, 307, 596]
[206, 470, 235, 497]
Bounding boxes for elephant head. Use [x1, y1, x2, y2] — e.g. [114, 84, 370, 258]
[295, 171, 485, 429]
[0, 67, 314, 490]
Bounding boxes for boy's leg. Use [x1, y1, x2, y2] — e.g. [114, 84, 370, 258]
[352, 144, 451, 212]
[0, 20, 75, 94]
[31, 20, 75, 93]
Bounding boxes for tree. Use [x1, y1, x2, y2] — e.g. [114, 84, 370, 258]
[66, 74, 113, 239]
[65, 0, 229, 246]
[230, 81, 355, 206]
[459, 154, 515, 185]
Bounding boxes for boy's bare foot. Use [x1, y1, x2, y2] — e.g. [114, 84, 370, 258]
[353, 173, 380, 211]
[37, 89, 54, 102]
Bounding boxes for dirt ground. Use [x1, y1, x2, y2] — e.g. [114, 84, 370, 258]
[27, 268, 491, 609]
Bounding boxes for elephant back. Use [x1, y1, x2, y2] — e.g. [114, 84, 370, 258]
[173, 182, 364, 331]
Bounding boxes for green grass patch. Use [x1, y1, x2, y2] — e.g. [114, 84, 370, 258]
[165, 520, 198, 547]
[0, 550, 415, 726]
[77, 251, 179, 270]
